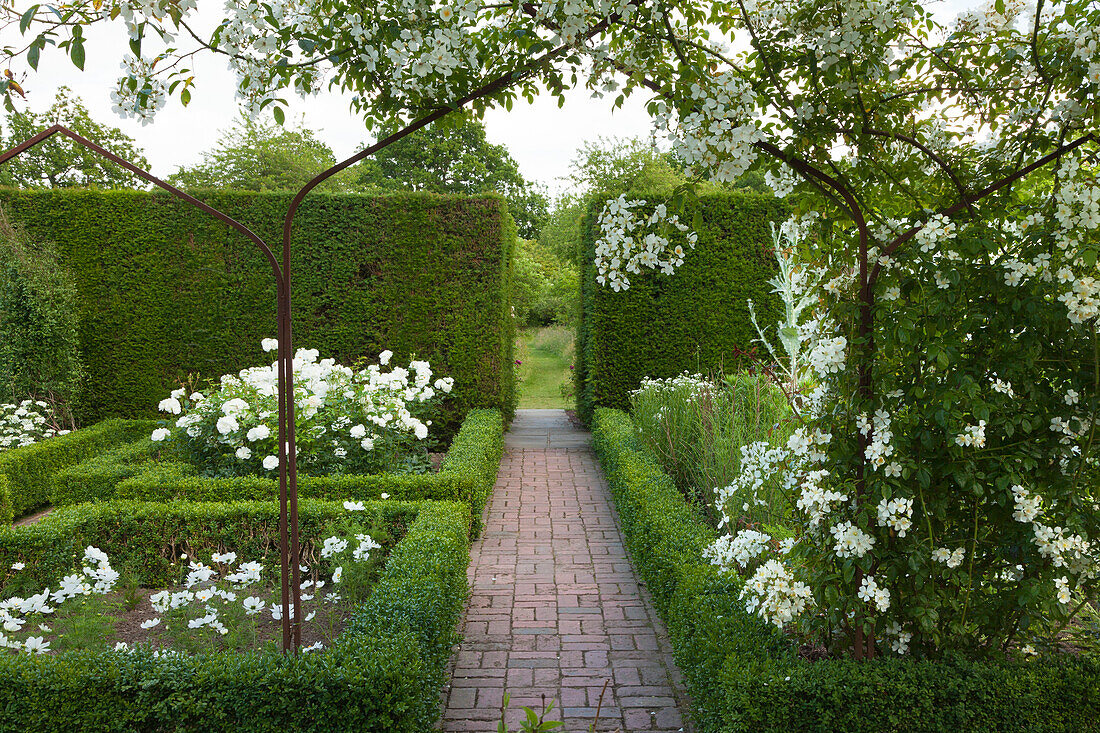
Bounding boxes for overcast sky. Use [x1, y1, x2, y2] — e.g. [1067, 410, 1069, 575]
[1, 1, 974, 196]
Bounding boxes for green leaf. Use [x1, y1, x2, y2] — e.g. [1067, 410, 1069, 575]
[27, 41, 40, 70]
[180, 88, 191, 106]
[70, 39, 85, 71]
[273, 106, 285, 125]
[20, 5, 39, 34]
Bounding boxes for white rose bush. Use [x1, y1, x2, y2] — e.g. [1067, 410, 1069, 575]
[151, 344, 453, 477]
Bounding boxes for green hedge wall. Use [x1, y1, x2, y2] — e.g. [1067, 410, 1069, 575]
[0, 418, 154, 524]
[51, 409, 504, 537]
[576, 192, 788, 423]
[0, 499, 471, 732]
[591, 408, 1100, 733]
[0, 189, 517, 432]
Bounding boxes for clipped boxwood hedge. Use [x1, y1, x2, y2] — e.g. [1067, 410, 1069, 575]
[591, 407, 1100, 733]
[0, 498, 471, 732]
[52, 409, 504, 537]
[0, 418, 154, 525]
[576, 192, 788, 423]
[0, 189, 517, 432]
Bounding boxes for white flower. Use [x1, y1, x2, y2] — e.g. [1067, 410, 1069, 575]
[1055, 576, 1072, 605]
[332, 566, 343, 584]
[414, 423, 428, 440]
[216, 415, 239, 436]
[247, 425, 271, 441]
[11, 563, 24, 571]
[262, 338, 279, 352]
[343, 501, 365, 511]
[1065, 389, 1079, 405]
[23, 636, 49, 654]
[242, 596, 265, 615]
[321, 537, 349, 558]
[830, 521, 876, 558]
[235, 446, 252, 460]
[350, 424, 367, 439]
[211, 552, 237, 565]
[158, 397, 182, 414]
[151, 428, 171, 442]
[303, 641, 324, 652]
[140, 618, 161, 629]
[262, 455, 279, 471]
[380, 493, 390, 500]
[360, 437, 375, 451]
[379, 350, 393, 366]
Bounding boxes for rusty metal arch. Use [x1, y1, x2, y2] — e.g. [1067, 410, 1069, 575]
[0, 124, 307, 651]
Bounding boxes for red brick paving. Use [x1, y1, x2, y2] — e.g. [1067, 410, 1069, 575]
[441, 419, 690, 732]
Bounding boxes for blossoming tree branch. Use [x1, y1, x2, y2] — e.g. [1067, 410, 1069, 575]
[3, 0, 1098, 660]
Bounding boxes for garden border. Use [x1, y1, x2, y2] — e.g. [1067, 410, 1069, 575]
[0, 418, 154, 525]
[591, 407, 1100, 733]
[0, 497, 471, 732]
[50, 409, 504, 536]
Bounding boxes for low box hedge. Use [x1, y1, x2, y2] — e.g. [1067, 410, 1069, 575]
[0, 418, 155, 525]
[51, 409, 504, 536]
[0, 498, 471, 732]
[591, 407, 1100, 733]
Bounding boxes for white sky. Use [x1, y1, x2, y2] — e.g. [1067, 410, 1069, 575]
[2, 0, 975, 196]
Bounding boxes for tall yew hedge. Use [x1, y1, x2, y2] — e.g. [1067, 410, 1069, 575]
[0, 189, 516, 432]
[576, 191, 788, 422]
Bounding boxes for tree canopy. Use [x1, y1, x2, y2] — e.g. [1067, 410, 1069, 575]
[0, 87, 148, 189]
[356, 116, 547, 238]
[167, 117, 350, 192]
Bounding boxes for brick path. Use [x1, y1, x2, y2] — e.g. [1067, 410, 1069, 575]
[441, 410, 690, 732]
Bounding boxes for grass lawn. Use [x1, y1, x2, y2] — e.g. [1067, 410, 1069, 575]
[516, 326, 574, 409]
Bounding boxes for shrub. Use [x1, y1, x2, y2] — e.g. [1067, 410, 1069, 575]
[151, 346, 452, 478]
[592, 407, 1100, 733]
[0, 209, 85, 424]
[0, 499, 471, 732]
[576, 192, 788, 423]
[630, 370, 793, 519]
[53, 409, 504, 536]
[0, 189, 516, 433]
[0, 418, 153, 524]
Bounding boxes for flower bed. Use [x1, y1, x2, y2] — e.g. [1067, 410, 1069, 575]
[0, 418, 154, 525]
[50, 409, 503, 536]
[592, 408, 1100, 732]
[0, 498, 470, 731]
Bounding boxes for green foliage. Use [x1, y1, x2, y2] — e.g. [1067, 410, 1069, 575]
[167, 117, 357, 193]
[52, 409, 504, 536]
[0, 209, 85, 420]
[0, 499, 471, 732]
[512, 237, 578, 327]
[355, 115, 548, 239]
[0, 418, 152, 524]
[576, 192, 788, 422]
[0, 189, 516, 431]
[0, 87, 148, 189]
[592, 408, 1100, 732]
[630, 371, 793, 520]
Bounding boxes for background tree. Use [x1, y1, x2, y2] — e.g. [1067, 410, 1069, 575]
[355, 116, 548, 238]
[168, 117, 356, 192]
[0, 87, 147, 188]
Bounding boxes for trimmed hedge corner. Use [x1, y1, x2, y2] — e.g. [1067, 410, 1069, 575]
[591, 407, 1100, 733]
[576, 192, 788, 423]
[51, 409, 504, 537]
[0, 418, 154, 524]
[0, 499, 471, 732]
[0, 189, 517, 432]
